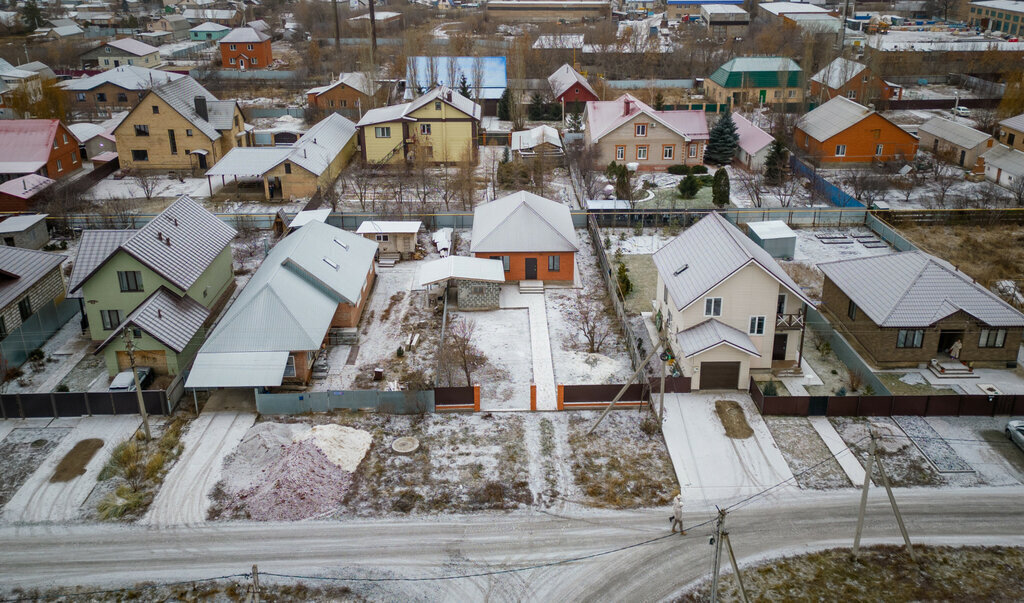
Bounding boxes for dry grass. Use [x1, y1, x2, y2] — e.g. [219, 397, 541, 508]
[876, 373, 957, 396]
[8, 580, 360, 602]
[619, 254, 658, 314]
[763, 417, 851, 489]
[779, 261, 823, 300]
[679, 545, 1024, 602]
[715, 400, 754, 439]
[50, 439, 104, 483]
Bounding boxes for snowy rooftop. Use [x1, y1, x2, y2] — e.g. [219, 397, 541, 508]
[418, 256, 506, 287]
[747, 220, 795, 240]
[355, 220, 422, 234]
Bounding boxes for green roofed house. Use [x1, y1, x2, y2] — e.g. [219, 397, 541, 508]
[67, 195, 237, 377]
[705, 57, 804, 109]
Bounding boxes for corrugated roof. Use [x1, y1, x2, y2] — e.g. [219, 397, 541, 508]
[190, 22, 230, 31]
[759, 1, 828, 14]
[732, 112, 773, 156]
[999, 112, 1024, 132]
[104, 37, 159, 56]
[68, 122, 105, 142]
[470, 191, 579, 253]
[810, 57, 867, 90]
[407, 56, 507, 100]
[511, 125, 563, 152]
[0, 176, 54, 200]
[708, 57, 801, 89]
[0, 119, 59, 175]
[819, 250, 1024, 327]
[68, 229, 135, 293]
[982, 143, 1024, 175]
[220, 26, 269, 43]
[0, 214, 47, 233]
[0, 59, 37, 79]
[358, 86, 481, 126]
[701, 4, 747, 13]
[60, 65, 184, 91]
[0, 246, 65, 310]
[675, 319, 761, 358]
[288, 209, 331, 229]
[185, 351, 290, 388]
[182, 9, 237, 19]
[586, 94, 709, 144]
[307, 72, 378, 98]
[356, 220, 422, 234]
[150, 76, 233, 141]
[796, 96, 872, 142]
[205, 147, 291, 177]
[652, 212, 812, 312]
[919, 116, 991, 150]
[95, 287, 210, 353]
[418, 256, 506, 287]
[548, 64, 597, 99]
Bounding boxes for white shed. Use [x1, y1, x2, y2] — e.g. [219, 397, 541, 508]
[746, 220, 795, 259]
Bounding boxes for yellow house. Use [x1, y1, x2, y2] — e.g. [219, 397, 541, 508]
[356, 86, 480, 165]
[114, 76, 251, 172]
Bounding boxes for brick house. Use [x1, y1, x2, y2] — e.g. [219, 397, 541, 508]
[809, 57, 902, 104]
[470, 191, 578, 284]
[997, 112, 1024, 152]
[917, 117, 993, 169]
[819, 251, 1024, 368]
[0, 246, 67, 348]
[0, 119, 82, 184]
[584, 94, 708, 171]
[219, 27, 272, 70]
[794, 96, 919, 165]
[61, 66, 185, 119]
[705, 56, 804, 108]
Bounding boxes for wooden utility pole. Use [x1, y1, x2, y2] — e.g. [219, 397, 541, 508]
[710, 507, 727, 603]
[367, 0, 377, 63]
[120, 327, 151, 440]
[332, 0, 340, 48]
[587, 345, 659, 435]
[852, 428, 876, 557]
[853, 429, 916, 562]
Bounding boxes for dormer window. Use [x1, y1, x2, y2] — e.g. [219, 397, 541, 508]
[635, 123, 647, 137]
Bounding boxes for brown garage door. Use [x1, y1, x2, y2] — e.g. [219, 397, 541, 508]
[700, 362, 740, 389]
[117, 349, 169, 375]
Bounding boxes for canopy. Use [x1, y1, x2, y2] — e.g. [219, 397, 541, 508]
[185, 351, 290, 388]
[418, 256, 505, 288]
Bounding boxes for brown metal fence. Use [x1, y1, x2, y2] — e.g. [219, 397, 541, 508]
[0, 390, 168, 419]
[434, 386, 476, 406]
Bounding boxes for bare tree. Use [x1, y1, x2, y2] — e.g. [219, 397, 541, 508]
[131, 170, 163, 200]
[345, 164, 379, 211]
[769, 175, 803, 207]
[841, 169, 886, 206]
[565, 143, 603, 200]
[737, 173, 766, 207]
[1009, 174, 1024, 207]
[931, 163, 961, 208]
[567, 290, 612, 354]
[446, 315, 485, 386]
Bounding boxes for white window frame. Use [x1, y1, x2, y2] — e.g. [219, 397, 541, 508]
[615, 145, 625, 160]
[420, 123, 431, 135]
[835, 144, 847, 157]
[283, 354, 296, 377]
[663, 145, 674, 160]
[847, 89, 857, 99]
[875, 143, 884, 156]
[688, 144, 697, 158]
[374, 126, 391, 138]
[704, 297, 722, 317]
[229, 43, 236, 50]
[636, 145, 648, 160]
[375, 233, 389, 242]
[246, 43, 253, 50]
[979, 328, 1006, 348]
[748, 315, 766, 335]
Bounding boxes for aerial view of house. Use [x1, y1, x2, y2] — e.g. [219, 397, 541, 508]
[584, 94, 708, 170]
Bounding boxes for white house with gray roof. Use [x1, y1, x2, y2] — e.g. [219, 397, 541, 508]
[918, 116, 993, 169]
[652, 212, 813, 390]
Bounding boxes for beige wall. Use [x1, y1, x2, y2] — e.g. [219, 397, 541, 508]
[362, 120, 406, 164]
[705, 80, 805, 107]
[97, 51, 161, 70]
[586, 112, 705, 171]
[406, 100, 477, 163]
[362, 231, 417, 256]
[918, 131, 992, 169]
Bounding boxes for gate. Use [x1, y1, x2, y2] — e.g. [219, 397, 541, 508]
[808, 396, 828, 416]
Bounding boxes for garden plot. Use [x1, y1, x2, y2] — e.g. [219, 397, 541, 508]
[763, 416, 852, 489]
[83, 174, 216, 201]
[600, 227, 676, 255]
[461, 308, 533, 410]
[2, 319, 92, 394]
[0, 422, 73, 509]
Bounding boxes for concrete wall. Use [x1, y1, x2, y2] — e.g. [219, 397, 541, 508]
[2, 219, 49, 249]
[456, 279, 500, 310]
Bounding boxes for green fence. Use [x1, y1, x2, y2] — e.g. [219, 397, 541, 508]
[1, 298, 79, 371]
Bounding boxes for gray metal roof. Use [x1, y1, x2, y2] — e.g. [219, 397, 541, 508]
[797, 96, 873, 142]
[418, 256, 506, 287]
[0, 246, 65, 311]
[919, 117, 991, 150]
[675, 318, 761, 359]
[982, 143, 1024, 176]
[95, 287, 210, 353]
[0, 213, 47, 233]
[999, 112, 1024, 132]
[652, 212, 813, 312]
[818, 250, 1024, 328]
[185, 351, 290, 388]
[68, 229, 135, 293]
[470, 191, 579, 253]
[151, 76, 234, 141]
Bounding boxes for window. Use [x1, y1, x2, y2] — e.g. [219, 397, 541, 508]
[471, 285, 485, 295]
[0, 315, 6, 339]
[420, 123, 432, 135]
[434, 101, 442, 110]
[491, 255, 510, 271]
[704, 297, 722, 317]
[63, 133, 68, 144]
[663, 145, 674, 160]
[979, 328, 1006, 348]
[56, 159, 62, 172]
[635, 123, 647, 137]
[862, 74, 870, 82]
[835, 144, 846, 157]
[117, 92, 128, 102]
[788, 89, 796, 98]
[72, 152, 77, 163]
[847, 89, 857, 99]
[897, 329, 924, 348]
[637, 145, 648, 160]
[131, 149, 148, 161]
[229, 43, 236, 50]
[284, 163, 291, 174]
[1009, 133, 1016, 146]
[151, 105, 159, 114]
[100, 309, 122, 331]
[375, 234, 389, 242]
[375, 126, 391, 138]
[777, 294, 787, 314]
[688, 145, 697, 158]
[246, 43, 253, 51]
[748, 316, 765, 335]
[251, 58, 257, 65]
[117, 270, 143, 292]
[229, 57, 236, 64]
[774, 90, 782, 99]
[76, 93, 86, 102]
[283, 354, 296, 377]
[168, 130, 177, 154]
[615, 145, 625, 160]
[134, 124, 149, 137]
[17, 296, 32, 321]
[847, 300, 857, 320]
[329, 100, 335, 108]
[341, 99, 347, 107]
[548, 255, 560, 271]
[875, 144, 884, 156]
[105, 47, 111, 53]
[186, 129, 193, 137]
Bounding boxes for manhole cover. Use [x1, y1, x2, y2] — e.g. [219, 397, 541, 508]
[392, 437, 419, 454]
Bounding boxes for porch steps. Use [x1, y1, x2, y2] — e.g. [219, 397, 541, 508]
[377, 252, 400, 268]
[928, 358, 978, 379]
[311, 353, 329, 379]
[519, 280, 545, 294]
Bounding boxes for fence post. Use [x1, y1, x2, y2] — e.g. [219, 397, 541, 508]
[473, 384, 480, 412]
[16, 393, 23, 419]
[49, 393, 58, 420]
[557, 385, 564, 411]
[530, 383, 537, 412]
[84, 392, 92, 416]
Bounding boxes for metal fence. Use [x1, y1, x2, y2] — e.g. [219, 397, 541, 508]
[246, 107, 306, 119]
[255, 389, 434, 414]
[587, 214, 644, 371]
[1, 298, 79, 371]
[0, 389, 169, 419]
[789, 156, 864, 208]
[864, 213, 918, 251]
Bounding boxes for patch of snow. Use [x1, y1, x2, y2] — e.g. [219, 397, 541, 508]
[899, 372, 927, 386]
[292, 424, 371, 472]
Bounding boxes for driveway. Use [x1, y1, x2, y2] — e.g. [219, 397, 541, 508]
[661, 392, 797, 507]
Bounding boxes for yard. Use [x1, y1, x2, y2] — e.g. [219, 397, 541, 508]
[762, 416, 852, 489]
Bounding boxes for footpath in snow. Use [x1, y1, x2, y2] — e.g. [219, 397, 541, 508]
[143, 412, 255, 527]
[808, 416, 865, 486]
[3, 416, 142, 523]
[500, 287, 557, 410]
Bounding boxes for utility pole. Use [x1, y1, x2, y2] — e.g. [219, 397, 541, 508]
[852, 427, 876, 557]
[853, 429, 915, 562]
[120, 327, 151, 440]
[587, 345, 660, 435]
[249, 564, 261, 603]
[724, 531, 750, 603]
[710, 507, 726, 603]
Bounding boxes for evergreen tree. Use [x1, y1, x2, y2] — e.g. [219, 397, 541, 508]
[763, 138, 789, 185]
[704, 112, 740, 166]
[497, 89, 511, 121]
[528, 92, 545, 121]
[677, 173, 700, 198]
[501, 146, 510, 164]
[616, 263, 633, 296]
[20, 0, 42, 28]
[653, 92, 665, 111]
[712, 168, 730, 207]
[566, 109, 583, 133]
[458, 73, 470, 98]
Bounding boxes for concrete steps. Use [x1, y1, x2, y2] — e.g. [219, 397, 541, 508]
[519, 280, 545, 294]
[928, 358, 978, 379]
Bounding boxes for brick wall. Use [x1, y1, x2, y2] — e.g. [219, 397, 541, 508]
[0, 266, 65, 335]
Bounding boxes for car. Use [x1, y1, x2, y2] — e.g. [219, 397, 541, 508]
[109, 366, 155, 392]
[952, 106, 971, 117]
[1007, 420, 1024, 453]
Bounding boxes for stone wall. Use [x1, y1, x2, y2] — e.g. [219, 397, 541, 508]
[457, 280, 500, 310]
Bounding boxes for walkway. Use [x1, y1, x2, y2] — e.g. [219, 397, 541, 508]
[499, 286, 557, 410]
[808, 416, 866, 485]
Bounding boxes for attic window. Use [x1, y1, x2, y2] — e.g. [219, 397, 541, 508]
[673, 264, 689, 276]
[323, 257, 339, 270]
[333, 238, 349, 250]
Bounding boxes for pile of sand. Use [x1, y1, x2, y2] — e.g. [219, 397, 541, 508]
[293, 424, 372, 472]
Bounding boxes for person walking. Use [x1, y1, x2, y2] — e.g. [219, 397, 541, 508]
[671, 494, 686, 534]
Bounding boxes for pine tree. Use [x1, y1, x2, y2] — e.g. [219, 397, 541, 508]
[501, 146, 510, 164]
[677, 174, 700, 199]
[704, 112, 740, 166]
[712, 168, 730, 207]
[566, 109, 583, 133]
[528, 92, 545, 121]
[497, 89, 511, 121]
[20, 0, 42, 28]
[764, 138, 789, 185]
[458, 73, 470, 98]
[616, 263, 633, 296]
[653, 92, 665, 111]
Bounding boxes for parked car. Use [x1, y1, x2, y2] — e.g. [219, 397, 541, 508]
[952, 106, 971, 117]
[109, 366, 155, 392]
[1007, 420, 1024, 453]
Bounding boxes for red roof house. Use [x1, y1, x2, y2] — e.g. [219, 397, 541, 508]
[0, 119, 82, 184]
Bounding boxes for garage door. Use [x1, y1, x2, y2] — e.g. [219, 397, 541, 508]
[117, 350, 169, 375]
[700, 362, 741, 390]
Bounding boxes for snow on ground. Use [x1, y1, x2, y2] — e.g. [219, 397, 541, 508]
[2, 416, 142, 523]
[0, 421, 73, 508]
[499, 287, 556, 410]
[83, 174, 219, 201]
[3, 319, 91, 394]
[143, 411, 255, 527]
[791, 226, 895, 265]
[462, 306, 533, 410]
[726, 165, 815, 208]
[925, 415, 1024, 486]
[602, 227, 675, 255]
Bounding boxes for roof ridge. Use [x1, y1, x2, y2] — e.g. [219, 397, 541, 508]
[878, 251, 933, 324]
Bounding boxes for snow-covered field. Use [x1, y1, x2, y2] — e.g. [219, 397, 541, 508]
[83, 174, 218, 201]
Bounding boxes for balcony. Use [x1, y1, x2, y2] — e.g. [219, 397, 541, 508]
[776, 312, 804, 330]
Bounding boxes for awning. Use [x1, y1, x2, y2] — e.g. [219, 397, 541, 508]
[185, 351, 290, 388]
[204, 147, 291, 178]
[418, 256, 506, 288]
[190, 149, 209, 156]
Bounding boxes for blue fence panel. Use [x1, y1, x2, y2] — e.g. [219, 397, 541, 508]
[790, 156, 864, 208]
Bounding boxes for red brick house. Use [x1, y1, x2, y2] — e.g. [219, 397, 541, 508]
[219, 27, 272, 70]
[794, 96, 918, 165]
[0, 119, 81, 184]
[809, 57, 902, 104]
[548, 64, 599, 109]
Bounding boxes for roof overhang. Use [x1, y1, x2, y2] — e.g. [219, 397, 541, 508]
[185, 351, 290, 388]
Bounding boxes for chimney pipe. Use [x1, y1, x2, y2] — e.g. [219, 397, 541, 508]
[623, 98, 631, 116]
[194, 96, 208, 121]
[157, 309, 162, 318]
[165, 237, 171, 247]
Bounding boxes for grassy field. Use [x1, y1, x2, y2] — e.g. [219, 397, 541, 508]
[617, 254, 658, 314]
[637, 186, 717, 210]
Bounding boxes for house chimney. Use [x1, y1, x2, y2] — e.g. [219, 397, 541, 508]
[173, 218, 178, 226]
[194, 96, 208, 121]
[157, 231, 163, 241]
[165, 237, 171, 247]
[157, 309, 162, 318]
[623, 98, 632, 116]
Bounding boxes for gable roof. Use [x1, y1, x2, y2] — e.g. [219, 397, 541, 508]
[307, 72, 378, 98]
[585, 94, 709, 143]
[652, 212, 812, 312]
[0, 59, 37, 80]
[709, 57, 802, 88]
[220, 26, 270, 43]
[69, 195, 236, 293]
[797, 96, 885, 142]
[676, 319, 761, 358]
[818, 250, 1024, 328]
[103, 38, 159, 56]
[60, 65, 184, 91]
[0, 120, 61, 175]
[919, 116, 991, 150]
[67, 230, 135, 294]
[548, 63, 597, 99]
[732, 112, 773, 156]
[95, 287, 210, 353]
[982, 143, 1024, 176]
[511, 125, 563, 152]
[357, 86, 481, 126]
[0, 246, 65, 311]
[470, 191, 578, 253]
[810, 57, 867, 90]
[999, 112, 1024, 132]
[355, 220, 422, 234]
[182, 9, 238, 20]
[146, 76, 237, 140]
[0, 175, 54, 200]
[759, 2, 829, 15]
[190, 21, 231, 32]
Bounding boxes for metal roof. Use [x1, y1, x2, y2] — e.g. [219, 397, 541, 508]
[732, 112, 773, 156]
[0, 119, 60, 175]
[758, 1, 828, 14]
[708, 57, 802, 89]
[999, 112, 1024, 133]
[68, 229, 135, 293]
[548, 64, 597, 100]
[306, 72, 378, 98]
[0, 176, 53, 200]
[185, 351, 290, 388]
[470, 191, 579, 253]
[586, 94, 708, 144]
[220, 27, 269, 43]
[358, 86, 481, 126]
[204, 147, 291, 177]
[208, 113, 356, 178]
[104, 38, 159, 56]
[149, 76, 234, 141]
[675, 319, 760, 358]
[511, 125, 563, 152]
[418, 256, 506, 287]
[0, 246, 65, 310]
[652, 212, 812, 312]
[0, 214, 47, 233]
[796, 96, 872, 142]
[288, 209, 331, 229]
[190, 22, 230, 31]
[819, 250, 1024, 328]
[919, 117, 991, 150]
[701, 3, 747, 13]
[95, 287, 210, 353]
[810, 57, 867, 90]
[982, 143, 1024, 176]
[746, 220, 794, 240]
[356, 220, 422, 234]
[60, 65, 184, 91]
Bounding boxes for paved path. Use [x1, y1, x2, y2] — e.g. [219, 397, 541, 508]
[808, 416, 866, 485]
[500, 287, 557, 410]
[143, 411, 255, 528]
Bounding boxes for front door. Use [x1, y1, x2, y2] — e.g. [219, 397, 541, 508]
[772, 334, 788, 361]
[938, 330, 963, 355]
[758, 89, 766, 104]
[113, 60, 120, 67]
[197, 153, 207, 169]
[524, 257, 537, 280]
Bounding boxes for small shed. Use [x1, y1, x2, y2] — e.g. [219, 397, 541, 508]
[746, 220, 795, 259]
[356, 220, 422, 260]
[0, 175, 55, 213]
[0, 214, 50, 249]
[511, 125, 564, 159]
[418, 256, 505, 310]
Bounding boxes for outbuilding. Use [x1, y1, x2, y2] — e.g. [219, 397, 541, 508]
[356, 220, 422, 262]
[0, 214, 50, 249]
[418, 256, 506, 310]
[746, 220, 795, 260]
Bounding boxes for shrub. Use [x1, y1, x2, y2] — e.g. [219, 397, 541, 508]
[616, 263, 633, 296]
[397, 346, 405, 358]
[56, 384, 69, 392]
[763, 380, 778, 396]
[691, 165, 709, 174]
[864, 384, 876, 396]
[667, 164, 690, 176]
[847, 368, 864, 391]
[474, 481, 506, 504]
[836, 386, 847, 397]
[28, 349, 44, 362]
[640, 416, 661, 435]
[677, 174, 700, 199]
[603, 235, 611, 249]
